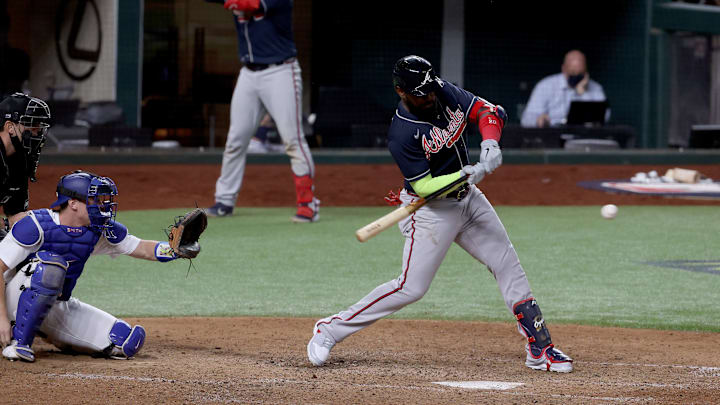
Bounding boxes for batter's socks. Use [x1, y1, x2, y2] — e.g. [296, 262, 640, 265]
[293, 174, 319, 222]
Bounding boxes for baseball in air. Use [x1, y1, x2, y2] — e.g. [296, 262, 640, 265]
[600, 204, 618, 219]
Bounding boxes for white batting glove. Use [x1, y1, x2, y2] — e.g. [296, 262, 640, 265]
[479, 139, 502, 174]
[462, 163, 486, 185]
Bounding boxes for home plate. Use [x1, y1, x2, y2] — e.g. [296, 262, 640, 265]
[433, 381, 524, 390]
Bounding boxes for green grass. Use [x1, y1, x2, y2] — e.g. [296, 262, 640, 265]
[74, 206, 720, 332]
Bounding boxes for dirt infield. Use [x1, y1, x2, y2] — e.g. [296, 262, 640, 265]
[2, 163, 719, 404]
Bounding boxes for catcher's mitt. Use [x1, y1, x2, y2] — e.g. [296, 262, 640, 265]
[168, 208, 208, 259]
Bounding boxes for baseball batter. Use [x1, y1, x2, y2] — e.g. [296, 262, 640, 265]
[206, 0, 318, 222]
[307, 55, 573, 372]
[0, 171, 186, 362]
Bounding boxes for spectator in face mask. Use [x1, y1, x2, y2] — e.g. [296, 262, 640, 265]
[520, 50, 607, 128]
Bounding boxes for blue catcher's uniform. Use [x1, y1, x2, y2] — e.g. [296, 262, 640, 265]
[16, 209, 127, 300]
[2, 209, 145, 361]
[388, 80, 481, 194]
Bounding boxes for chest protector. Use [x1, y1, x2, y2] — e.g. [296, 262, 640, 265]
[32, 209, 101, 300]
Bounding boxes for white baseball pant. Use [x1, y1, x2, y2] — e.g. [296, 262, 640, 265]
[317, 186, 533, 343]
[215, 60, 315, 206]
[4, 268, 118, 354]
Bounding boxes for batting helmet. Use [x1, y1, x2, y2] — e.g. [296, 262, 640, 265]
[51, 170, 118, 231]
[392, 55, 441, 96]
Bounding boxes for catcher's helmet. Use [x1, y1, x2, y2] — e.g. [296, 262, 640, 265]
[0, 93, 52, 182]
[392, 55, 441, 96]
[51, 170, 118, 231]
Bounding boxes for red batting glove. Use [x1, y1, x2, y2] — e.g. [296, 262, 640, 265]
[224, 0, 260, 13]
[384, 189, 402, 206]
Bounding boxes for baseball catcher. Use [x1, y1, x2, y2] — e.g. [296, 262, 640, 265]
[167, 208, 208, 259]
[0, 170, 206, 362]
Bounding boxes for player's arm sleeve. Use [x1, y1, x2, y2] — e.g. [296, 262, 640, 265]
[467, 97, 506, 142]
[410, 171, 464, 198]
[520, 80, 549, 127]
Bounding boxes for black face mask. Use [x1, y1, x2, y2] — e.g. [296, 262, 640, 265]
[8, 126, 46, 183]
[567, 74, 585, 88]
[24, 129, 45, 183]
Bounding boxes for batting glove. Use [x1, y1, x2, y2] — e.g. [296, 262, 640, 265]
[462, 163, 486, 185]
[224, 0, 260, 13]
[479, 139, 502, 174]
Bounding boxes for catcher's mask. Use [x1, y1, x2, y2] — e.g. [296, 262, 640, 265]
[0, 92, 52, 182]
[51, 170, 118, 231]
[392, 55, 442, 97]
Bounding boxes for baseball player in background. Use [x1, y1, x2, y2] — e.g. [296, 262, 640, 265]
[308, 56, 573, 372]
[0, 93, 51, 233]
[0, 171, 186, 362]
[205, 0, 319, 222]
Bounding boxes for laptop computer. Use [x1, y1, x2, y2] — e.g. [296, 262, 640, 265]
[566, 101, 608, 126]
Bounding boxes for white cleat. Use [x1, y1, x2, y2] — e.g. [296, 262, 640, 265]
[525, 343, 573, 373]
[307, 323, 335, 366]
[3, 340, 35, 362]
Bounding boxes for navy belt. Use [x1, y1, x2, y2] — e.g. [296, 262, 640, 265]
[244, 57, 296, 72]
[445, 184, 469, 200]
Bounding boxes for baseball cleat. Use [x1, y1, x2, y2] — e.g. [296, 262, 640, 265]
[525, 343, 573, 373]
[206, 202, 234, 217]
[3, 340, 36, 362]
[292, 197, 320, 223]
[307, 323, 335, 366]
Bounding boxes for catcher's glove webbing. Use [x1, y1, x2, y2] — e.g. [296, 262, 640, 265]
[167, 208, 208, 259]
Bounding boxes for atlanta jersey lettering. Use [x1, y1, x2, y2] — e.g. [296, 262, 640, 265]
[388, 80, 499, 194]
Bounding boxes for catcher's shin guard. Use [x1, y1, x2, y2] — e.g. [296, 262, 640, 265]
[106, 320, 146, 359]
[12, 252, 68, 352]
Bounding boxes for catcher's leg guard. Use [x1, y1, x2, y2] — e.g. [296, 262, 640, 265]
[513, 298, 573, 373]
[106, 320, 146, 359]
[10, 252, 68, 361]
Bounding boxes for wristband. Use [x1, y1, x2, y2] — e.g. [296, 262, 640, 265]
[155, 242, 177, 263]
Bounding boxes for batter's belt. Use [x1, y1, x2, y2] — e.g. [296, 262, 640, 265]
[444, 183, 469, 200]
[244, 57, 296, 72]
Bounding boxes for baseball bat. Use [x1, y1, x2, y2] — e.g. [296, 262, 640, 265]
[355, 175, 469, 242]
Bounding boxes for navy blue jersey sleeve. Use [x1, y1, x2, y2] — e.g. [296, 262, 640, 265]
[388, 129, 430, 182]
[437, 80, 476, 115]
[262, 0, 292, 13]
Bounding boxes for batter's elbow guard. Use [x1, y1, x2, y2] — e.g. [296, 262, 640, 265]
[107, 320, 146, 359]
[495, 105, 508, 127]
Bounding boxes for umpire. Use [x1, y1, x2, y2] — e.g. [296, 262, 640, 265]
[0, 92, 51, 233]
